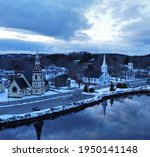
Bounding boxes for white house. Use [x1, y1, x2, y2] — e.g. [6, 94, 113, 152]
[8, 51, 47, 98]
[126, 62, 135, 79]
[82, 55, 110, 85]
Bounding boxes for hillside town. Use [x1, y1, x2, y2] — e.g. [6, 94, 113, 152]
[0, 52, 149, 102]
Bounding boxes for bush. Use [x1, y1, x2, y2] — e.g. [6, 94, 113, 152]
[116, 83, 128, 88]
[84, 85, 88, 92]
[89, 88, 95, 93]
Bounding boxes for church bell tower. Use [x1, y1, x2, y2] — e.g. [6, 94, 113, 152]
[32, 50, 45, 95]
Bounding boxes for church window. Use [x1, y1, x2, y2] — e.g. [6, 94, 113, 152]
[41, 75, 42, 79]
[12, 87, 17, 93]
[35, 75, 37, 79]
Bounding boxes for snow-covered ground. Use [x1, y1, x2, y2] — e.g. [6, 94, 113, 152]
[70, 79, 85, 89]
[0, 79, 82, 103]
[0, 87, 74, 103]
[111, 77, 139, 83]
[0, 85, 150, 123]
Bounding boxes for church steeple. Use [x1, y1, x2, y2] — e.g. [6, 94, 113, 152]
[101, 54, 108, 73]
[34, 121, 44, 140]
[32, 49, 45, 95]
[34, 49, 41, 71]
[103, 54, 106, 65]
[102, 100, 107, 119]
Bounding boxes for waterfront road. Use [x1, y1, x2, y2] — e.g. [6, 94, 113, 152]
[0, 78, 148, 115]
[0, 90, 94, 115]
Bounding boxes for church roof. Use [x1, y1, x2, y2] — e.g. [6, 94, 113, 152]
[23, 71, 32, 84]
[15, 78, 29, 89]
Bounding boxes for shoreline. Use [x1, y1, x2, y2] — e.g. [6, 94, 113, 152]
[0, 86, 150, 129]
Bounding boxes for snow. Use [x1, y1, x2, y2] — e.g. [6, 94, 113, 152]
[0, 87, 76, 103]
[0, 85, 150, 124]
[70, 79, 84, 89]
[0, 89, 59, 103]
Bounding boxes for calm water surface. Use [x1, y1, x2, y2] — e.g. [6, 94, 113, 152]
[0, 95, 150, 140]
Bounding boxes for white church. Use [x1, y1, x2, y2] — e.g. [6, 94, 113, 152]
[8, 51, 48, 98]
[82, 55, 110, 85]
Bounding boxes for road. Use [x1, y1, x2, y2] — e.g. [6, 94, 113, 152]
[0, 78, 148, 115]
[0, 90, 94, 115]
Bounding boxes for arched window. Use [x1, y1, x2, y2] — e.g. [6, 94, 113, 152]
[12, 86, 17, 93]
[35, 75, 37, 79]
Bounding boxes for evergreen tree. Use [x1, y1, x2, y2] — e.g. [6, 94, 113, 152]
[84, 85, 88, 92]
[110, 81, 115, 91]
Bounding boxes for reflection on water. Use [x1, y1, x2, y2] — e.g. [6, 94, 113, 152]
[33, 121, 44, 140]
[0, 95, 150, 140]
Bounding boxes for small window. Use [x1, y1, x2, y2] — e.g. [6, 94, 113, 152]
[12, 87, 17, 93]
[35, 75, 37, 79]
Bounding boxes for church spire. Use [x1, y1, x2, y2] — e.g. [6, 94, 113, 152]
[34, 49, 41, 71]
[34, 121, 44, 140]
[102, 100, 107, 119]
[101, 54, 108, 73]
[103, 54, 106, 65]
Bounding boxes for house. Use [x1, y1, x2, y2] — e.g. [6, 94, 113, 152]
[82, 55, 110, 85]
[0, 78, 5, 93]
[126, 63, 135, 79]
[43, 65, 68, 81]
[8, 51, 47, 98]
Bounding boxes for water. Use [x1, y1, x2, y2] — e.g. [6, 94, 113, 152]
[0, 94, 150, 140]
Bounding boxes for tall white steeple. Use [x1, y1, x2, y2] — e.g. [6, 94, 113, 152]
[34, 49, 41, 71]
[101, 54, 108, 73]
[32, 49, 45, 95]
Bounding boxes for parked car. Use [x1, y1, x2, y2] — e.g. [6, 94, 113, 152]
[32, 106, 40, 111]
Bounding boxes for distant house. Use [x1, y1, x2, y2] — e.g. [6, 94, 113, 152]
[82, 55, 110, 85]
[126, 63, 135, 79]
[0, 78, 5, 93]
[8, 51, 48, 98]
[43, 65, 68, 81]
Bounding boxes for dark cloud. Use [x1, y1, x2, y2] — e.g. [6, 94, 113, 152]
[0, 39, 44, 52]
[0, 0, 95, 39]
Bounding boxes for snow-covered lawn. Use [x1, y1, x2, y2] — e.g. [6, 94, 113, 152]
[0, 88, 74, 103]
[70, 79, 85, 89]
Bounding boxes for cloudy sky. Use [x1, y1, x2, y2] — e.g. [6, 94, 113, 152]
[0, 0, 150, 55]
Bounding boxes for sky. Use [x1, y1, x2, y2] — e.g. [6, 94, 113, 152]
[0, 0, 150, 55]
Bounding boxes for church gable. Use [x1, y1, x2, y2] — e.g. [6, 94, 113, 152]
[8, 79, 23, 98]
